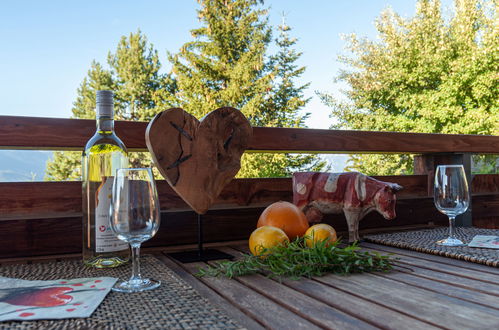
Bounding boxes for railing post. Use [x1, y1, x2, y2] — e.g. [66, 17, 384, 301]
[414, 153, 473, 227]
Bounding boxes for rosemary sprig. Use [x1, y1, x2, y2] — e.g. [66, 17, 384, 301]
[197, 238, 395, 279]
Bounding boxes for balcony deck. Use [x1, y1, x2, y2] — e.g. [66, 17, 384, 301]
[0, 115, 498, 328]
[156, 241, 499, 330]
[1, 241, 498, 329]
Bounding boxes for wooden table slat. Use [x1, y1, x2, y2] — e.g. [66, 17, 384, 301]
[372, 270, 499, 309]
[361, 242, 499, 275]
[228, 243, 499, 327]
[315, 272, 499, 328]
[213, 249, 379, 330]
[359, 246, 499, 296]
[236, 242, 499, 296]
[386, 255, 498, 284]
[155, 253, 264, 330]
[1, 241, 498, 329]
[223, 247, 438, 330]
[180, 260, 321, 329]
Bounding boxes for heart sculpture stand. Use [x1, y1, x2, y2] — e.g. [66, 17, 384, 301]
[146, 107, 253, 263]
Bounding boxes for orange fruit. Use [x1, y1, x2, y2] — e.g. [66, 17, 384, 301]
[257, 201, 309, 240]
[304, 224, 337, 248]
[249, 226, 289, 256]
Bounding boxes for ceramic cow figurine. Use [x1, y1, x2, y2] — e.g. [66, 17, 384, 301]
[292, 172, 403, 242]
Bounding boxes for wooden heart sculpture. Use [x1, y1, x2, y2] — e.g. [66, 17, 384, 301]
[146, 107, 253, 214]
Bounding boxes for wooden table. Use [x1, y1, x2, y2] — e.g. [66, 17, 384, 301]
[157, 242, 499, 329]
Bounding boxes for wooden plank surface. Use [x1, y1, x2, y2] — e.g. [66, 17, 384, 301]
[0, 175, 432, 220]
[1, 241, 497, 328]
[0, 116, 148, 150]
[2, 174, 497, 221]
[210, 249, 378, 330]
[0, 205, 448, 258]
[315, 273, 499, 328]
[381, 253, 498, 284]
[0, 178, 294, 220]
[361, 242, 499, 275]
[223, 247, 438, 330]
[179, 260, 321, 329]
[154, 253, 264, 330]
[151, 242, 499, 329]
[2, 115, 499, 153]
[373, 268, 499, 309]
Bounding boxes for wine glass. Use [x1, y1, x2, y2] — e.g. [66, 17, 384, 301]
[110, 168, 161, 292]
[434, 165, 470, 246]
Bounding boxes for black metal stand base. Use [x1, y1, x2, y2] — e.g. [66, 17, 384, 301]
[167, 213, 234, 263]
[168, 249, 234, 263]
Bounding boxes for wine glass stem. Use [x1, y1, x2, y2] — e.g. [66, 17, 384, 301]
[130, 243, 142, 282]
[448, 216, 456, 239]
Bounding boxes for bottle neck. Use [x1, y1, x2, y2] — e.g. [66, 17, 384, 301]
[96, 116, 114, 134]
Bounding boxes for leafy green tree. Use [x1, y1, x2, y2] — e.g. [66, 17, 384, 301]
[168, 0, 324, 177]
[47, 1, 325, 181]
[45, 31, 172, 180]
[319, 0, 498, 175]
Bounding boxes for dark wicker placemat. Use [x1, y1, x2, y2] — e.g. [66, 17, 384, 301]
[0, 255, 242, 329]
[364, 227, 499, 267]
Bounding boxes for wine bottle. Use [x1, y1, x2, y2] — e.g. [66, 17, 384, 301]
[82, 90, 130, 268]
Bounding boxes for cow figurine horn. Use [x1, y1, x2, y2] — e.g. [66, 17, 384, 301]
[390, 183, 403, 192]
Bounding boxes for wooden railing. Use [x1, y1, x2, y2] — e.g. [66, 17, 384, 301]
[0, 115, 498, 259]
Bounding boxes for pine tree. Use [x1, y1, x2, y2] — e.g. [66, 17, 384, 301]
[45, 31, 172, 180]
[168, 0, 271, 118]
[239, 20, 326, 177]
[168, 0, 324, 177]
[45, 62, 114, 181]
[319, 0, 498, 175]
[109, 32, 174, 121]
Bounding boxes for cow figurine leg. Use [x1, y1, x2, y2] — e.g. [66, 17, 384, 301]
[344, 210, 361, 242]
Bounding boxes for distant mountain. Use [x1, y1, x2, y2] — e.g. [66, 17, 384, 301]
[322, 154, 348, 172]
[0, 150, 54, 182]
[0, 151, 349, 182]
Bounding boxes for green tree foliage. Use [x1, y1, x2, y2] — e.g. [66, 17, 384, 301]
[47, 1, 325, 181]
[319, 0, 498, 175]
[168, 0, 324, 177]
[45, 31, 173, 180]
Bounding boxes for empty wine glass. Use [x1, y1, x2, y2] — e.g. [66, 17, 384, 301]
[110, 168, 161, 292]
[434, 165, 470, 246]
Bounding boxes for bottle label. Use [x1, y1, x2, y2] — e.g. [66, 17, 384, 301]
[95, 177, 128, 253]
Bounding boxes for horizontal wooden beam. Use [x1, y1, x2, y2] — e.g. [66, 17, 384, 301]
[250, 127, 499, 154]
[2, 174, 498, 221]
[0, 174, 497, 258]
[0, 197, 451, 258]
[3, 192, 498, 259]
[1, 116, 498, 154]
[0, 116, 148, 150]
[0, 175, 430, 221]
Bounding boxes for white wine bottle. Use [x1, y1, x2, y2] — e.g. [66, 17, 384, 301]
[82, 90, 130, 268]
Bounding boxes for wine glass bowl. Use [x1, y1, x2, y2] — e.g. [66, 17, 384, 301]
[110, 168, 161, 292]
[434, 165, 470, 246]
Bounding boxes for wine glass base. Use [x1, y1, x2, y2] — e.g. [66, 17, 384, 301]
[436, 237, 466, 247]
[112, 278, 160, 293]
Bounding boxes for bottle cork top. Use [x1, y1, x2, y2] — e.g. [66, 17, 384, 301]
[96, 90, 114, 117]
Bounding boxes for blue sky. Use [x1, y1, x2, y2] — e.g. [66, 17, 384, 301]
[0, 0, 452, 129]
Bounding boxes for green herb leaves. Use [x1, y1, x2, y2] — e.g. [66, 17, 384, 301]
[197, 239, 394, 280]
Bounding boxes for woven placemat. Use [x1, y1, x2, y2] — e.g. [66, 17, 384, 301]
[0, 255, 242, 329]
[364, 227, 499, 267]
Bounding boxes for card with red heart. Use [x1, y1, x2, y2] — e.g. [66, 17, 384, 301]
[0, 276, 116, 321]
